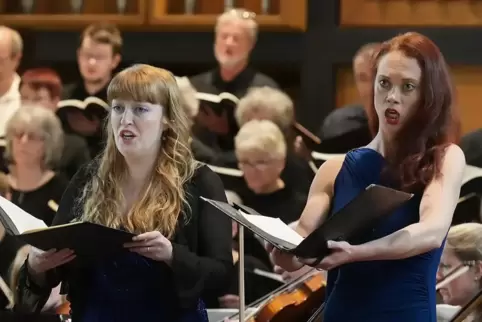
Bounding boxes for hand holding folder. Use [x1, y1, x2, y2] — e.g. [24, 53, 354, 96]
[18, 221, 135, 259]
[201, 184, 413, 260]
[0, 196, 135, 260]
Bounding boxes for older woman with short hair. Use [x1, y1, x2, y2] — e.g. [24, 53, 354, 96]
[230, 119, 307, 272]
[235, 86, 314, 194]
[5, 104, 68, 226]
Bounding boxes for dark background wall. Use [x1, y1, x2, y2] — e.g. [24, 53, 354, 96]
[14, 0, 482, 134]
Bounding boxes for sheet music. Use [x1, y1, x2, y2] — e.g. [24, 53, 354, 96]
[241, 213, 304, 246]
[463, 165, 482, 185]
[0, 196, 47, 233]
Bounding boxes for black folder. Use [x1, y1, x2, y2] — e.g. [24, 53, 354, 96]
[201, 184, 413, 259]
[16, 222, 135, 258]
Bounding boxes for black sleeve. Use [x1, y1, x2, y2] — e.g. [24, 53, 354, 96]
[170, 166, 234, 308]
[15, 163, 94, 312]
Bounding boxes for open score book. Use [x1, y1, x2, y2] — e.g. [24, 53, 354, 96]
[202, 184, 413, 259]
[0, 197, 134, 258]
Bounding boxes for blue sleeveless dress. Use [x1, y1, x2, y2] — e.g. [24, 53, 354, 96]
[323, 148, 443, 322]
[68, 251, 209, 322]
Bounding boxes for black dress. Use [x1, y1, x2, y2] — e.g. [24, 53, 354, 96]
[10, 173, 69, 226]
[15, 163, 234, 321]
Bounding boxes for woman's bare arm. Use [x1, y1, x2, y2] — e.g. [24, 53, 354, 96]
[353, 145, 465, 261]
[295, 157, 345, 237]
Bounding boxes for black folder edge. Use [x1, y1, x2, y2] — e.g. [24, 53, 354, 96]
[16, 221, 135, 254]
[202, 184, 413, 259]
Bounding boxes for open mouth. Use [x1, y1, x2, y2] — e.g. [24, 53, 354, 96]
[120, 130, 136, 141]
[384, 108, 400, 125]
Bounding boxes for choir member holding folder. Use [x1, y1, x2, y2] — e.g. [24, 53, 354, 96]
[270, 33, 466, 321]
[15, 64, 233, 321]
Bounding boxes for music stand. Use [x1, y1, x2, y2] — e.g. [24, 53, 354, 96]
[238, 225, 246, 322]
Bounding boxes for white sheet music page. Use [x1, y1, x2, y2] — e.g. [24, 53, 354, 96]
[0, 196, 47, 233]
[240, 213, 304, 246]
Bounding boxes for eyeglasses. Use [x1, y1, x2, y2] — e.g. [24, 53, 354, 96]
[238, 159, 275, 169]
[438, 260, 477, 277]
[13, 131, 45, 142]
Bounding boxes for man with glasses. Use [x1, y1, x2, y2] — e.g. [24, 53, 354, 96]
[60, 23, 122, 158]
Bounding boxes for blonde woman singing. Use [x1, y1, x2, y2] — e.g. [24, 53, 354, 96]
[15, 64, 233, 321]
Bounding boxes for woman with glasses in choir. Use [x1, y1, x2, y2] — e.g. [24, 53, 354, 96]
[5, 105, 68, 226]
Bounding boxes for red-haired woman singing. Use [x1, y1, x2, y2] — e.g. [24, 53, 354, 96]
[270, 32, 465, 321]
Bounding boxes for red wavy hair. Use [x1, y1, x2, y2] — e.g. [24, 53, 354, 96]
[366, 32, 461, 193]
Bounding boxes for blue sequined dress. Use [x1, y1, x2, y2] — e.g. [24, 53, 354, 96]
[69, 251, 208, 322]
[323, 148, 443, 322]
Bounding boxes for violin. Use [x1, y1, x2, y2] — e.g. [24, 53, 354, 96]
[55, 298, 71, 315]
[227, 268, 326, 322]
[255, 269, 326, 322]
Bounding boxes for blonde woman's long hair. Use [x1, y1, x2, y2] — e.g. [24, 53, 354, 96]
[79, 64, 198, 238]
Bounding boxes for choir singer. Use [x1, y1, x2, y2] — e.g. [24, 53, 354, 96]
[15, 64, 233, 321]
[270, 32, 465, 321]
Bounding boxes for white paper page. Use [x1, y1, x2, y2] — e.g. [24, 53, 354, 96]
[0, 196, 47, 233]
[463, 165, 482, 185]
[241, 213, 304, 246]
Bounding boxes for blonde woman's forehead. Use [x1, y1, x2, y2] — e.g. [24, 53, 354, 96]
[111, 99, 164, 109]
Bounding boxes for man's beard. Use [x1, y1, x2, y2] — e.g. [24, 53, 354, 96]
[215, 52, 247, 69]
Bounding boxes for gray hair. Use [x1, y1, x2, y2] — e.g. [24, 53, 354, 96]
[175, 76, 199, 119]
[0, 26, 23, 57]
[216, 9, 258, 43]
[235, 119, 287, 159]
[236, 86, 294, 132]
[5, 104, 64, 169]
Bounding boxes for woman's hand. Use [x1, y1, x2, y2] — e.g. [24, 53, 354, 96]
[269, 248, 303, 272]
[299, 240, 358, 270]
[218, 294, 240, 308]
[124, 231, 173, 263]
[27, 248, 76, 276]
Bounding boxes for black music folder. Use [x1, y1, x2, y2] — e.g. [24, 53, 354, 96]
[201, 184, 413, 259]
[0, 196, 134, 258]
[196, 92, 238, 116]
[16, 222, 135, 258]
[57, 96, 109, 122]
